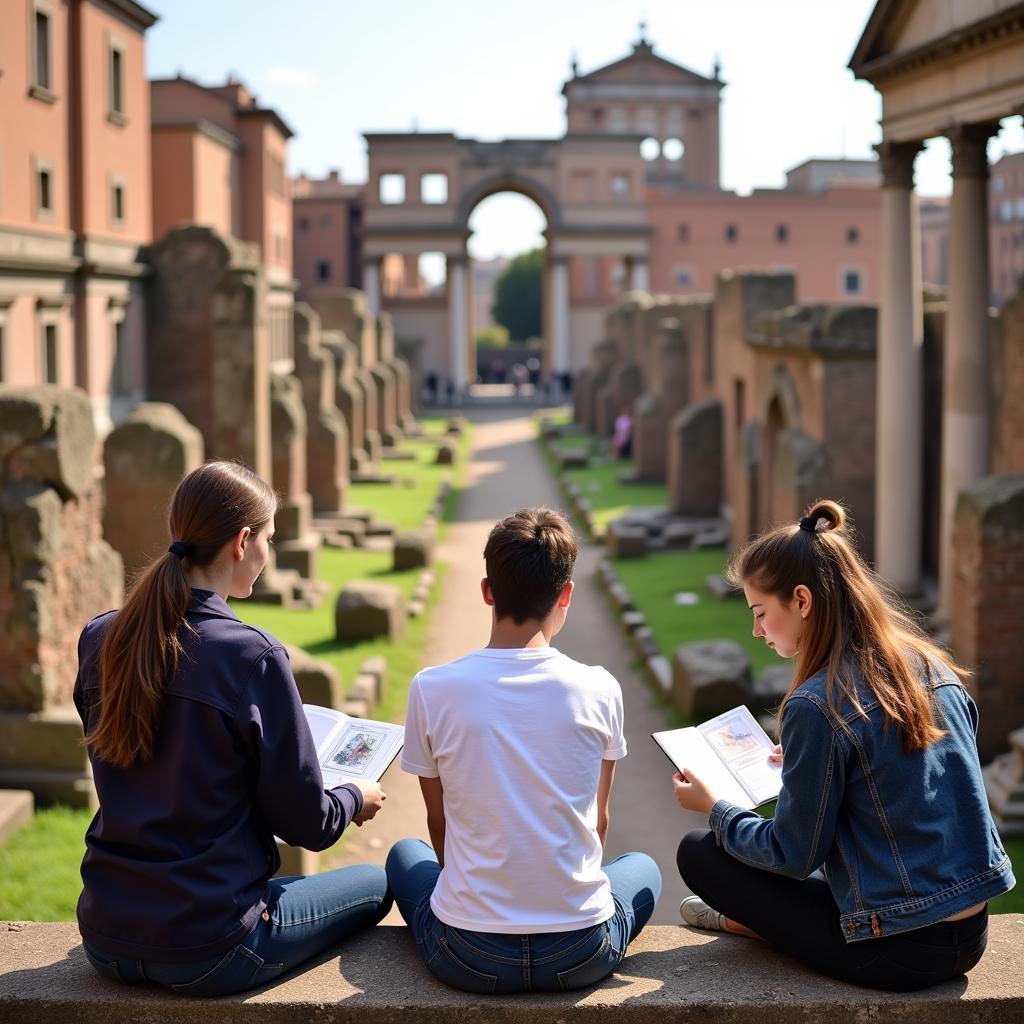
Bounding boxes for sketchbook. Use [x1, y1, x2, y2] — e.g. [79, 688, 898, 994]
[302, 704, 404, 787]
[652, 705, 782, 810]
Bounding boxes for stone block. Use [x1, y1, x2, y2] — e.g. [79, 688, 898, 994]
[0, 386, 95, 500]
[622, 610, 647, 632]
[434, 442, 456, 465]
[274, 535, 320, 580]
[607, 522, 648, 558]
[607, 582, 634, 611]
[0, 708, 91, 772]
[393, 530, 435, 571]
[286, 645, 343, 708]
[347, 674, 378, 711]
[335, 582, 406, 643]
[339, 697, 371, 719]
[668, 399, 723, 517]
[672, 640, 753, 720]
[359, 656, 388, 704]
[633, 626, 660, 660]
[0, 788, 33, 846]
[558, 450, 590, 470]
[646, 655, 672, 695]
[752, 665, 793, 715]
[705, 574, 742, 600]
[276, 493, 313, 539]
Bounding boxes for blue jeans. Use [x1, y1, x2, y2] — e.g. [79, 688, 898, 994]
[385, 837, 661, 994]
[81, 864, 391, 997]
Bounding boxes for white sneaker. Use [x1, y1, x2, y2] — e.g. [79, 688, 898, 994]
[679, 895, 728, 932]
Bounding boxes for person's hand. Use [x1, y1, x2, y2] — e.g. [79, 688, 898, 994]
[350, 779, 386, 826]
[769, 744, 783, 765]
[672, 770, 718, 817]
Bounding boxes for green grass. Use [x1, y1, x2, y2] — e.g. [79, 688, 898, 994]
[567, 460, 667, 531]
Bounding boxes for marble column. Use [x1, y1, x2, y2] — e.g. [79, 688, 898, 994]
[447, 254, 468, 394]
[363, 257, 382, 316]
[550, 255, 571, 375]
[874, 139, 923, 594]
[631, 256, 650, 294]
[940, 123, 997, 613]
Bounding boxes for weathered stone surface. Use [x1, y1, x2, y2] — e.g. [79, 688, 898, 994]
[103, 403, 204, 582]
[434, 442, 456, 465]
[668, 399, 723, 517]
[359, 655, 388, 705]
[607, 522, 647, 558]
[335, 582, 406, 643]
[752, 665, 793, 715]
[0, 386, 96, 499]
[558, 449, 590, 470]
[3, 919, 1024, 1023]
[0, 788, 33, 845]
[984, 727, 1024, 836]
[347, 674, 378, 712]
[393, 530, 435, 571]
[705, 574, 742, 600]
[672, 640, 753, 720]
[285, 645, 342, 709]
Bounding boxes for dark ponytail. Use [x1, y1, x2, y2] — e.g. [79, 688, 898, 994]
[87, 461, 277, 768]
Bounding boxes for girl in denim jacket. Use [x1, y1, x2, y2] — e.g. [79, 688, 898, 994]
[672, 499, 1014, 992]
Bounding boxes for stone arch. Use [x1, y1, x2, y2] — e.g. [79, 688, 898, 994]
[761, 362, 801, 528]
[454, 173, 563, 231]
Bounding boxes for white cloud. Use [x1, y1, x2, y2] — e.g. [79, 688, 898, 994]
[265, 65, 316, 89]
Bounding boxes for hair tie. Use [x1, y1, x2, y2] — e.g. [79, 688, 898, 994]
[168, 540, 190, 559]
[799, 516, 818, 534]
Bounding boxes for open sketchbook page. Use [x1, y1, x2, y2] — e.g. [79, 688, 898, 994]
[303, 704, 404, 788]
[652, 726, 751, 808]
[697, 706, 782, 807]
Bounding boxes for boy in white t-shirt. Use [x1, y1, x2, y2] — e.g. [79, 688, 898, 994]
[385, 507, 661, 994]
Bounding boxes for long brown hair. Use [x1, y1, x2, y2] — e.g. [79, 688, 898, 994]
[727, 499, 966, 752]
[87, 461, 277, 768]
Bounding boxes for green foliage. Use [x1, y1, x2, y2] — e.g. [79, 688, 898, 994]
[492, 248, 543, 342]
[475, 325, 510, 349]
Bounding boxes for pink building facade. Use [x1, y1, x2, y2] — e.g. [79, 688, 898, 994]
[0, 0, 156, 432]
[291, 170, 363, 299]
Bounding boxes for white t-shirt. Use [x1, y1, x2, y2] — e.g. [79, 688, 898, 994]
[401, 646, 627, 934]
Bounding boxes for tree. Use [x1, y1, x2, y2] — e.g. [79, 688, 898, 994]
[492, 248, 543, 342]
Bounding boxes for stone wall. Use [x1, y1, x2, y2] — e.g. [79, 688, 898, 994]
[992, 285, 1024, 475]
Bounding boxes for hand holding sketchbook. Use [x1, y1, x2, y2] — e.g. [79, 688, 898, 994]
[653, 706, 782, 809]
[302, 704, 404, 788]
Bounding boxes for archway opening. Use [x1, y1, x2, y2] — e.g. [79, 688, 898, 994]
[466, 191, 547, 394]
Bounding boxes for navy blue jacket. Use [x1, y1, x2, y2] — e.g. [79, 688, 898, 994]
[74, 589, 362, 963]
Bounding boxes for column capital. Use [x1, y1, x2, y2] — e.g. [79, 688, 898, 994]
[445, 252, 468, 268]
[874, 140, 922, 189]
[948, 122, 1000, 179]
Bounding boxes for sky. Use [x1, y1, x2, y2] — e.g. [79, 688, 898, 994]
[145, 0, 1024, 261]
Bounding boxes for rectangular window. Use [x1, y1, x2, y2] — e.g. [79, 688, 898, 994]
[111, 320, 128, 395]
[112, 181, 125, 223]
[110, 46, 125, 117]
[317, 260, 331, 282]
[843, 269, 862, 295]
[420, 173, 448, 204]
[38, 167, 52, 212]
[725, 224, 738, 243]
[674, 266, 694, 286]
[34, 9, 51, 91]
[775, 224, 788, 244]
[298, 216, 311, 231]
[847, 226, 859, 244]
[43, 323, 58, 383]
[610, 174, 630, 200]
[677, 223, 690, 243]
[379, 173, 405, 204]
[734, 378, 745, 430]
[319, 213, 332, 228]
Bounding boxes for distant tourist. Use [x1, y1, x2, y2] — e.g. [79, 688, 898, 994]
[671, 498, 1015, 992]
[74, 461, 389, 997]
[386, 508, 661, 993]
[425, 371, 439, 405]
[612, 407, 633, 459]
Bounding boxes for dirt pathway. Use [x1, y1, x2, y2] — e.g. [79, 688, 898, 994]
[336, 408, 704, 924]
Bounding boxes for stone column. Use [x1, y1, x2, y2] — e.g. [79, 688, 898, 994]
[363, 257, 382, 316]
[940, 123, 998, 613]
[874, 140, 923, 594]
[630, 256, 650, 294]
[550, 255, 571, 376]
[447, 254, 468, 395]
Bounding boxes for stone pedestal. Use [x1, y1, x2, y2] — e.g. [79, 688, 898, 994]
[668, 400, 723, 517]
[671, 640, 752, 720]
[103, 403, 204, 582]
[0, 386, 123, 807]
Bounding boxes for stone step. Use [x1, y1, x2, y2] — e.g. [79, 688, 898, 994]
[0, 767, 95, 809]
[0, 789, 34, 845]
[1, 919, 1021, 1022]
[0, 708, 91, 772]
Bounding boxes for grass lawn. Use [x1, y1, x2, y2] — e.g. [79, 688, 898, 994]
[612, 548, 775, 678]
[567, 460, 668, 532]
[0, 415, 469, 921]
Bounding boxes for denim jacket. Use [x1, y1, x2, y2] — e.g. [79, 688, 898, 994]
[710, 662, 1014, 941]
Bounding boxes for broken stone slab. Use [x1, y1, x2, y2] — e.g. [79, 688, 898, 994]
[347, 674, 378, 712]
[286, 645, 343, 708]
[633, 626, 660, 660]
[359, 656, 388, 704]
[693, 526, 731, 550]
[335, 582, 406, 643]
[705, 574, 742, 600]
[622, 610, 647, 632]
[672, 640, 753, 720]
[339, 697, 371, 720]
[434, 442, 456, 465]
[647, 655, 672, 695]
[607, 522, 648, 559]
[607, 582, 634, 612]
[393, 530, 435, 571]
[558, 450, 590, 470]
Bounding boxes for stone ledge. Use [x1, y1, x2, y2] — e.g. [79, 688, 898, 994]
[2, 919, 1022, 1023]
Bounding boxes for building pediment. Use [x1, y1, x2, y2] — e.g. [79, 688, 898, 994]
[566, 41, 719, 92]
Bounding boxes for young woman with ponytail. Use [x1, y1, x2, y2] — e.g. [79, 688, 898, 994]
[671, 499, 1014, 992]
[74, 461, 390, 997]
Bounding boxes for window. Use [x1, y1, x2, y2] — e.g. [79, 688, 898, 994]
[734, 378, 745, 430]
[842, 269, 862, 295]
[662, 137, 685, 162]
[420, 173, 448, 204]
[610, 174, 630, 200]
[37, 164, 53, 214]
[111, 319, 128, 395]
[111, 180, 125, 224]
[43, 323, 58, 383]
[319, 213, 332, 228]
[775, 224, 788, 244]
[725, 223, 738, 243]
[677, 223, 690, 243]
[297, 216, 311, 231]
[317, 260, 331, 282]
[674, 267, 694, 286]
[33, 8, 52, 92]
[993, 175, 1004, 194]
[1001, 200, 1013, 222]
[847, 226, 859, 245]
[109, 45, 125, 118]
[379, 173, 405, 204]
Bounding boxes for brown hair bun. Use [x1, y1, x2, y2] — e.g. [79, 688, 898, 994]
[803, 499, 845, 533]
